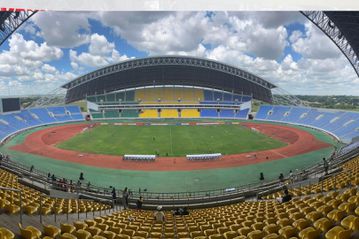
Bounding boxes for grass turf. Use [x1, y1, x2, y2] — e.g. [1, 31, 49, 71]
[57, 124, 287, 156]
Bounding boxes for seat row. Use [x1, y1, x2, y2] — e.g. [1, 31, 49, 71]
[0, 169, 111, 215]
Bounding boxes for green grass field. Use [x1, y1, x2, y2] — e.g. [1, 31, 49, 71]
[57, 124, 287, 156]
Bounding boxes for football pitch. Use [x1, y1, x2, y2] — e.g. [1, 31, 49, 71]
[57, 124, 287, 157]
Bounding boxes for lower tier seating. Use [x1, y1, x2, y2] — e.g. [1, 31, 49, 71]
[0, 169, 111, 216]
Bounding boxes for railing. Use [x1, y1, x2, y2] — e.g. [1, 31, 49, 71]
[1, 143, 358, 206]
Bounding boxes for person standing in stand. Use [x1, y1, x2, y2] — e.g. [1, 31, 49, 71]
[323, 158, 329, 175]
[122, 187, 130, 209]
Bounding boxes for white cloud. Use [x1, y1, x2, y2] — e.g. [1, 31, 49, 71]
[0, 33, 76, 95]
[31, 12, 91, 48]
[289, 30, 303, 43]
[233, 11, 306, 28]
[1, 11, 358, 96]
[291, 22, 341, 59]
[70, 33, 130, 69]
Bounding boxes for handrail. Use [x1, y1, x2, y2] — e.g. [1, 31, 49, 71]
[1, 142, 358, 205]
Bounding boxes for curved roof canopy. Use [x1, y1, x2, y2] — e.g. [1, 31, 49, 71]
[62, 56, 276, 103]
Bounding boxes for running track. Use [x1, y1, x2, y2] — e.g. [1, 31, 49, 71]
[10, 122, 331, 171]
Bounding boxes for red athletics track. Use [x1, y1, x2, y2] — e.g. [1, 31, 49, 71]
[10, 122, 331, 171]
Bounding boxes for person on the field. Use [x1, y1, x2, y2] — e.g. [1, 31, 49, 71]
[259, 172, 264, 181]
[79, 172, 84, 180]
[323, 158, 329, 175]
[154, 206, 165, 222]
[122, 187, 129, 209]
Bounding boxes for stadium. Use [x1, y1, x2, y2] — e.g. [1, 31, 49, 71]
[0, 10, 359, 239]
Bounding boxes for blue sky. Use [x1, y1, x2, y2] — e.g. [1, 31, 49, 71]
[0, 11, 357, 96]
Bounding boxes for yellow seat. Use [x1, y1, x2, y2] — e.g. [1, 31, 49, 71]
[229, 224, 241, 231]
[23, 205, 39, 215]
[190, 231, 203, 238]
[313, 217, 333, 232]
[263, 233, 281, 239]
[74, 229, 91, 239]
[237, 227, 252, 236]
[42, 224, 61, 238]
[149, 231, 162, 238]
[59, 233, 76, 239]
[279, 225, 297, 239]
[60, 224, 76, 234]
[306, 211, 323, 222]
[209, 234, 225, 239]
[116, 234, 130, 239]
[217, 226, 230, 234]
[92, 236, 106, 239]
[293, 218, 311, 231]
[298, 227, 321, 239]
[84, 220, 96, 227]
[247, 230, 264, 239]
[100, 231, 116, 239]
[338, 202, 356, 214]
[94, 217, 105, 224]
[251, 222, 264, 230]
[73, 222, 88, 231]
[325, 226, 351, 239]
[121, 229, 135, 237]
[205, 229, 217, 236]
[134, 231, 148, 238]
[223, 231, 238, 239]
[264, 224, 280, 234]
[327, 209, 346, 222]
[4, 204, 20, 214]
[0, 227, 15, 239]
[108, 226, 121, 234]
[341, 215, 359, 231]
[18, 223, 42, 239]
[40, 206, 52, 215]
[86, 226, 101, 236]
[278, 218, 293, 227]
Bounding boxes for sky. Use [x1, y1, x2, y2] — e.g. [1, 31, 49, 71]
[0, 11, 358, 96]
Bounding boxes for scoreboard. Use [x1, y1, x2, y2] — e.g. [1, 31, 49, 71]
[0, 98, 21, 113]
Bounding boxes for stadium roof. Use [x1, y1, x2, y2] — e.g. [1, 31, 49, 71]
[62, 55, 277, 104]
[302, 11, 359, 77]
[0, 10, 37, 46]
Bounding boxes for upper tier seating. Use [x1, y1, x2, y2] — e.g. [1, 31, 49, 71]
[135, 87, 203, 104]
[0, 105, 84, 143]
[202, 90, 251, 105]
[256, 105, 359, 143]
